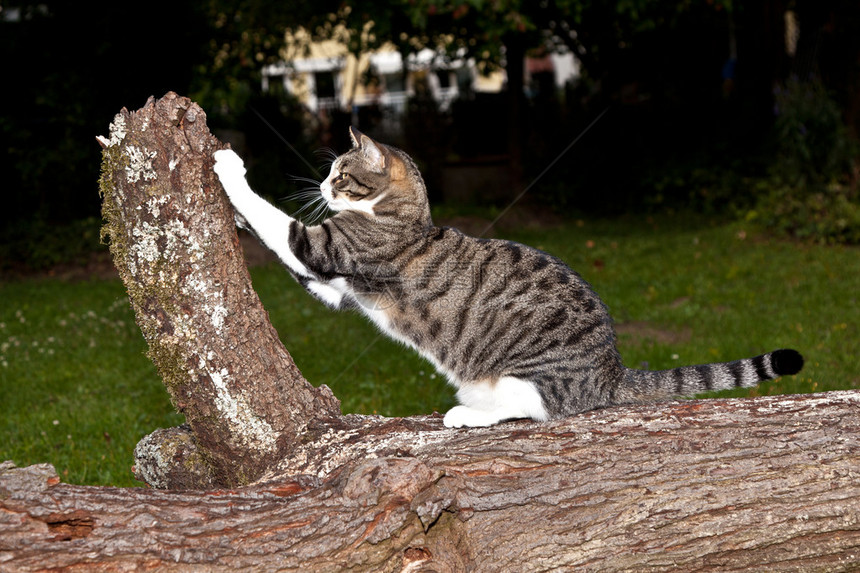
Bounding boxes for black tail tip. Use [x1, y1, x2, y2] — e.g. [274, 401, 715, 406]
[771, 349, 804, 376]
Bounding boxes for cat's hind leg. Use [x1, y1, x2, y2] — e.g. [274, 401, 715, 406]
[443, 377, 549, 428]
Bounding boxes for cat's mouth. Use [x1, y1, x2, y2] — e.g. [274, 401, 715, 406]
[320, 186, 347, 212]
[319, 178, 343, 210]
[320, 185, 334, 204]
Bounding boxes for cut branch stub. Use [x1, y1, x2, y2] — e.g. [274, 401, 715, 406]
[98, 92, 340, 487]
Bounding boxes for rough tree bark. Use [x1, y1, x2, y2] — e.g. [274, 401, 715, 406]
[1, 93, 858, 572]
[94, 92, 339, 488]
[3, 393, 860, 571]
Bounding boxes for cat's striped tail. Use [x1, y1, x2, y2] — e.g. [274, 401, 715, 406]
[621, 349, 804, 402]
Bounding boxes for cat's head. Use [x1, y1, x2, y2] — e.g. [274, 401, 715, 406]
[320, 128, 431, 225]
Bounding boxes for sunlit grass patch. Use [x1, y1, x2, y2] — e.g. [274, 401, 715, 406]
[0, 279, 182, 486]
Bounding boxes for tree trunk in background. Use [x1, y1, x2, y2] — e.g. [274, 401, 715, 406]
[2, 392, 860, 571]
[736, 0, 788, 130]
[96, 92, 340, 488]
[2, 93, 858, 571]
[504, 35, 527, 198]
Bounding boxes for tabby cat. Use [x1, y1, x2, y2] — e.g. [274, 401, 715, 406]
[212, 127, 803, 428]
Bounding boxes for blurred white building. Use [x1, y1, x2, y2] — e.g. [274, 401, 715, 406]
[262, 28, 579, 116]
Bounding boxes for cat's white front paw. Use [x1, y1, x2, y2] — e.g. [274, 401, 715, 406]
[213, 149, 246, 173]
[213, 149, 253, 207]
[443, 406, 496, 428]
[213, 149, 247, 181]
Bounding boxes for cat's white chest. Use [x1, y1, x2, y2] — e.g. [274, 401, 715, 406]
[354, 295, 399, 340]
[306, 278, 350, 308]
[308, 279, 405, 350]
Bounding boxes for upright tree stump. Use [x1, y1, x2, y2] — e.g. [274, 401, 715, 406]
[97, 92, 339, 487]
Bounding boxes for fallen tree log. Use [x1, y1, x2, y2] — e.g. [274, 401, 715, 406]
[2, 93, 858, 572]
[3, 392, 860, 571]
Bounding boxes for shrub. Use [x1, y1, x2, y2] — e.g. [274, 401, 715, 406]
[752, 180, 860, 244]
[773, 77, 855, 185]
[755, 77, 860, 244]
[0, 216, 105, 272]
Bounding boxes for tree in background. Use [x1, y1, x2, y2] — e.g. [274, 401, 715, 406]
[2, 0, 859, 272]
[0, 0, 208, 269]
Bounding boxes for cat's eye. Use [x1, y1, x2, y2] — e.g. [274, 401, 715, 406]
[334, 172, 350, 184]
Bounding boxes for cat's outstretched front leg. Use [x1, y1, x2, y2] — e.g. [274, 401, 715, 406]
[213, 149, 313, 279]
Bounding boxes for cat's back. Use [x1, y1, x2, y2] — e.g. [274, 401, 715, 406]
[415, 225, 601, 310]
[391, 224, 617, 387]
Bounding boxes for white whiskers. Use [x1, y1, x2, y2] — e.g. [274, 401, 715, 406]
[283, 174, 331, 226]
[278, 149, 339, 226]
[314, 147, 339, 164]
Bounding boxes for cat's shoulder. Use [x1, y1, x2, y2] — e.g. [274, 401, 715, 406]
[428, 224, 560, 265]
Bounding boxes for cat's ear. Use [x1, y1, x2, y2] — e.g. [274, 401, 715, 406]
[349, 127, 386, 172]
[349, 126, 363, 148]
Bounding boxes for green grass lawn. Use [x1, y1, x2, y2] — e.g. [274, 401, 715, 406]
[1, 213, 858, 486]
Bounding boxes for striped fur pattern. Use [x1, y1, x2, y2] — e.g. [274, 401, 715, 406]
[213, 128, 803, 428]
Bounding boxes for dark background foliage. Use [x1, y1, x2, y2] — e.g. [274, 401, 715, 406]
[2, 0, 859, 271]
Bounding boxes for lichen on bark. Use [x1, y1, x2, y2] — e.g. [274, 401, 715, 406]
[99, 111, 197, 414]
[97, 93, 339, 487]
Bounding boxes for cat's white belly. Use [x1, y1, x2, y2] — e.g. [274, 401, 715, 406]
[356, 298, 417, 352]
[352, 294, 461, 388]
